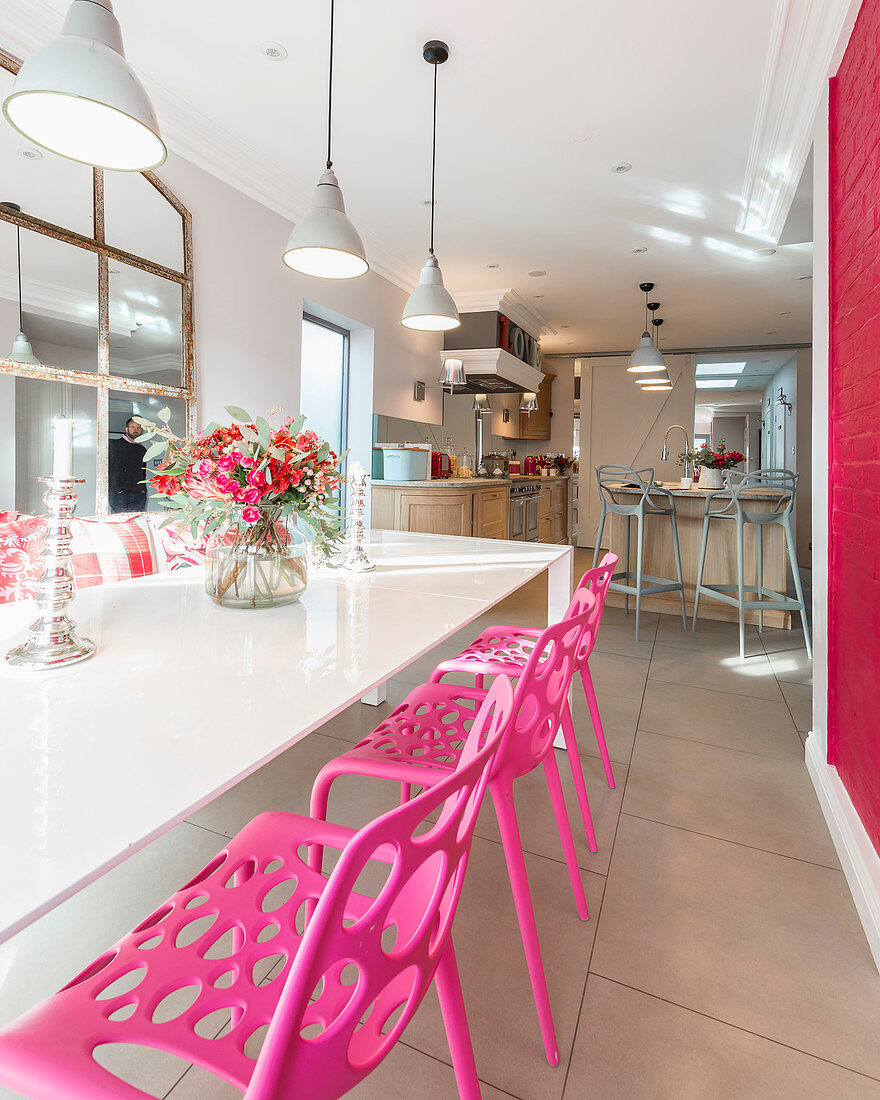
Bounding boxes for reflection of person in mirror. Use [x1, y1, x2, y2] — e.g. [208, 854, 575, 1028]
[108, 417, 147, 513]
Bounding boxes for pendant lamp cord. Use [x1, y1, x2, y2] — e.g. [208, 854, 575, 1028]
[326, 0, 335, 170]
[644, 288, 648, 334]
[429, 61, 438, 255]
[16, 225, 22, 332]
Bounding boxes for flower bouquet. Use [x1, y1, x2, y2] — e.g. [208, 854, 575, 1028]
[135, 405, 345, 609]
[678, 439, 745, 489]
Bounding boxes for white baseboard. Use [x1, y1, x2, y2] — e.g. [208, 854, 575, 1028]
[805, 733, 880, 973]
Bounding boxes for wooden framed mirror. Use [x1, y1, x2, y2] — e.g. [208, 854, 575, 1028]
[0, 46, 195, 516]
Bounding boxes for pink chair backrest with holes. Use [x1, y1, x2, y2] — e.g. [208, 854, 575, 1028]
[568, 552, 617, 667]
[500, 588, 595, 782]
[0, 678, 514, 1100]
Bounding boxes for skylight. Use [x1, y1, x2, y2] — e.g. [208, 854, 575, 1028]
[695, 379, 738, 389]
[695, 362, 747, 375]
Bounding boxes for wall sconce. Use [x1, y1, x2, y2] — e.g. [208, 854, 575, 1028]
[472, 394, 491, 416]
[439, 358, 466, 392]
[502, 409, 510, 423]
[520, 391, 539, 414]
[776, 388, 792, 413]
[413, 380, 426, 402]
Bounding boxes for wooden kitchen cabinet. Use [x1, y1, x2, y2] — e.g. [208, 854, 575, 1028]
[538, 478, 568, 544]
[396, 490, 473, 536]
[518, 374, 554, 439]
[473, 487, 509, 539]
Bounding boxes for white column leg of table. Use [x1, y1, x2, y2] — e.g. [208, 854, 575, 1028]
[551, 547, 574, 748]
[361, 683, 387, 706]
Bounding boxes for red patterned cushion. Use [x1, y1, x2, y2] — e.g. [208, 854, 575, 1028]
[0, 514, 158, 603]
[0, 516, 45, 604]
[153, 519, 208, 571]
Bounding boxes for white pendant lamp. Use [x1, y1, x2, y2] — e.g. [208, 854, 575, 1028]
[520, 391, 539, 413]
[282, 0, 368, 279]
[440, 358, 466, 390]
[401, 42, 460, 332]
[627, 282, 667, 373]
[3, 203, 41, 366]
[638, 318, 672, 390]
[3, 0, 165, 172]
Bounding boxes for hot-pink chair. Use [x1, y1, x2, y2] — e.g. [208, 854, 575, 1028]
[0, 678, 515, 1100]
[309, 590, 597, 1068]
[434, 553, 619, 790]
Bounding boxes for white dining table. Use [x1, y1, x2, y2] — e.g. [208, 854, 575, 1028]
[0, 530, 573, 946]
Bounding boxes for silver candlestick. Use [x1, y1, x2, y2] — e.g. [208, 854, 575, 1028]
[341, 464, 375, 573]
[6, 477, 96, 669]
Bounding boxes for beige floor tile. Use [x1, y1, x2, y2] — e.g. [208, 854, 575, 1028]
[656, 614, 764, 656]
[566, 975, 880, 1100]
[639, 680, 803, 761]
[623, 731, 839, 867]
[766, 647, 814, 687]
[570, 688, 641, 767]
[187, 731, 401, 839]
[592, 619, 656, 660]
[649, 643, 785, 702]
[465, 750, 626, 876]
[760, 625, 811, 655]
[781, 681, 813, 733]
[590, 816, 880, 1079]
[587, 650, 650, 700]
[402, 837, 604, 1100]
[598, 604, 660, 636]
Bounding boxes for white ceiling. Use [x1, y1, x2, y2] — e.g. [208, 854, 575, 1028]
[1, 0, 821, 354]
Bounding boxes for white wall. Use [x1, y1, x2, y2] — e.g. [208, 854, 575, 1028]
[761, 350, 811, 565]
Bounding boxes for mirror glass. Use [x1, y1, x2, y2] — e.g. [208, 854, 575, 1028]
[104, 172, 185, 273]
[9, 377, 97, 515]
[0, 221, 98, 372]
[108, 390, 186, 513]
[109, 261, 183, 386]
[0, 68, 95, 236]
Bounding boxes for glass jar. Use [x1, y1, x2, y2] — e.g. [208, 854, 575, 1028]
[205, 505, 308, 609]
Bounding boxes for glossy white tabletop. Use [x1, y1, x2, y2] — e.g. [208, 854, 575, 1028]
[0, 530, 572, 943]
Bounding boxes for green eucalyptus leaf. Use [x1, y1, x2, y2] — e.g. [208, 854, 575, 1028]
[255, 416, 271, 449]
[290, 414, 306, 436]
[240, 425, 259, 444]
[225, 405, 252, 423]
[157, 406, 171, 424]
[144, 441, 167, 461]
[316, 442, 330, 463]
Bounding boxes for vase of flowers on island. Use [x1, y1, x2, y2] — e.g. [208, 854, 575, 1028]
[134, 405, 345, 609]
[678, 439, 745, 490]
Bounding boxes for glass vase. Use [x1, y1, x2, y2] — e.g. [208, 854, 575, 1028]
[205, 506, 308, 609]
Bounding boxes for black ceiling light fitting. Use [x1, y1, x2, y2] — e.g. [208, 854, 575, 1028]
[627, 281, 666, 374]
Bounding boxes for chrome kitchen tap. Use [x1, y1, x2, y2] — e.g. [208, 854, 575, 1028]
[661, 424, 692, 478]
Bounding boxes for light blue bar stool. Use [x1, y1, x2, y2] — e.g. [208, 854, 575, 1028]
[692, 468, 812, 660]
[592, 465, 687, 640]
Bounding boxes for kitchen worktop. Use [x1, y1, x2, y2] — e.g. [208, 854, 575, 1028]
[610, 483, 783, 500]
[373, 475, 570, 488]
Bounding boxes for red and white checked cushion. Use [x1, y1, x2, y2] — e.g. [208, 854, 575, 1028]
[0, 514, 158, 604]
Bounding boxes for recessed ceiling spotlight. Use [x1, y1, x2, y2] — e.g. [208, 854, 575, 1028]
[568, 340, 574, 345]
[612, 162, 633, 173]
[422, 199, 435, 206]
[752, 247, 777, 257]
[261, 42, 288, 60]
[19, 148, 42, 160]
[778, 310, 791, 315]
[796, 274, 812, 281]
[533, 294, 544, 299]
[528, 270, 547, 277]
[632, 246, 648, 254]
[573, 131, 599, 143]
[487, 263, 499, 269]
[766, 331, 778, 335]
[762, 359, 770, 363]
[561, 324, 571, 329]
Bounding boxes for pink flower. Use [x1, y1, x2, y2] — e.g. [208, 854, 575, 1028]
[239, 455, 257, 469]
[241, 506, 259, 524]
[246, 469, 267, 488]
[216, 454, 236, 472]
[229, 450, 243, 465]
[243, 487, 261, 504]
[196, 458, 213, 476]
[214, 473, 231, 492]
[232, 487, 248, 502]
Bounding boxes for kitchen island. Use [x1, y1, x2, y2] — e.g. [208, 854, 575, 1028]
[601, 484, 792, 627]
[372, 476, 570, 543]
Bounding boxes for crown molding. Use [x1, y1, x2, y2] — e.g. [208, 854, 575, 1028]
[452, 288, 556, 339]
[0, 1, 422, 292]
[439, 347, 545, 394]
[737, 0, 861, 240]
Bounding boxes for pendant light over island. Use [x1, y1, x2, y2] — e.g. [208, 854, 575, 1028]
[2, 203, 41, 366]
[2, 0, 165, 172]
[627, 282, 666, 374]
[282, 0, 369, 279]
[401, 41, 460, 332]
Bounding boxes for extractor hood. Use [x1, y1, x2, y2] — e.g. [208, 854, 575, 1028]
[439, 347, 545, 394]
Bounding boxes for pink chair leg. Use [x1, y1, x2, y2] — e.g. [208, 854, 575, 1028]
[541, 750, 590, 921]
[490, 780, 561, 1066]
[559, 703, 599, 852]
[435, 939, 483, 1100]
[580, 665, 615, 788]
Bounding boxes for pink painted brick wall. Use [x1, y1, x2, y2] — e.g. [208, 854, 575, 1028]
[829, 0, 880, 855]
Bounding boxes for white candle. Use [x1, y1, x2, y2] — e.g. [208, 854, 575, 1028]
[52, 418, 73, 479]
[348, 459, 366, 483]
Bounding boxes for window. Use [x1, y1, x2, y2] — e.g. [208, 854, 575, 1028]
[300, 314, 349, 467]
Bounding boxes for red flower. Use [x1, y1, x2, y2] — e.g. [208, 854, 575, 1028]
[150, 473, 180, 495]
